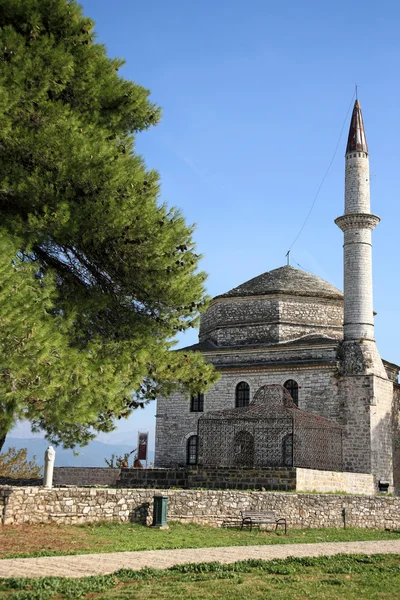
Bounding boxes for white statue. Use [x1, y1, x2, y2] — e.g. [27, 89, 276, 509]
[43, 445, 56, 488]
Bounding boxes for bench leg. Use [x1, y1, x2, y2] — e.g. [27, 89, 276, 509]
[275, 520, 287, 535]
[242, 519, 253, 532]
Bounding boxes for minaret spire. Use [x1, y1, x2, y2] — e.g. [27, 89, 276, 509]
[346, 100, 368, 154]
[334, 99, 385, 376]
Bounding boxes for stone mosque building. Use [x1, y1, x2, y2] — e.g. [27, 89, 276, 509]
[155, 100, 400, 493]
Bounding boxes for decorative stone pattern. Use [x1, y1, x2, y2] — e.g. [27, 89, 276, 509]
[296, 468, 375, 495]
[1, 486, 399, 530]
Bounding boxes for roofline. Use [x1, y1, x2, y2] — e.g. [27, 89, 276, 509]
[212, 359, 338, 371]
[382, 358, 400, 371]
[177, 338, 341, 354]
[213, 289, 343, 302]
[200, 321, 343, 339]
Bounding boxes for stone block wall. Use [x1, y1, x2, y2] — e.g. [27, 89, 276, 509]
[2, 486, 399, 530]
[117, 467, 296, 491]
[337, 371, 394, 491]
[199, 295, 343, 347]
[338, 375, 372, 474]
[370, 375, 394, 487]
[53, 467, 120, 487]
[0, 477, 42, 487]
[393, 384, 400, 494]
[296, 468, 375, 495]
[199, 297, 280, 345]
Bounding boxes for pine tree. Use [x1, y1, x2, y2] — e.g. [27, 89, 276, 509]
[0, 0, 218, 451]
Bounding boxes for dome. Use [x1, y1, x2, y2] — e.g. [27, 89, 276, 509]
[215, 265, 343, 301]
[199, 265, 344, 347]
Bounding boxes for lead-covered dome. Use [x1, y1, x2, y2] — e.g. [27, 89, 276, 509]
[199, 265, 343, 347]
[216, 266, 343, 300]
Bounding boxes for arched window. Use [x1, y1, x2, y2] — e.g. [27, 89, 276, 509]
[234, 430, 254, 467]
[284, 379, 298, 406]
[187, 435, 198, 465]
[235, 382, 250, 408]
[282, 434, 293, 466]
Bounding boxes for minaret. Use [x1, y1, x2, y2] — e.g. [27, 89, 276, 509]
[335, 100, 385, 376]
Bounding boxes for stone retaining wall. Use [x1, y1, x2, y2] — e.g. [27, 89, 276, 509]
[1, 486, 399, 530]
[49, 466, 378, 496]
[3, 467, 376, 496]
[0, 476, 42, 487]
[296, 468, 375, 495]
[53, 468, 120, 487]
[117, 467, 296, 491]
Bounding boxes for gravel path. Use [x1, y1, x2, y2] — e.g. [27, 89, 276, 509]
[0, 540, 399, 578]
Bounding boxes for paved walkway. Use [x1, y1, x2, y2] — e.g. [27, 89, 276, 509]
[0, 540, 400, 578]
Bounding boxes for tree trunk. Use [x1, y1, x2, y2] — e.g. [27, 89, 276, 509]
[0, 433, 7, 454]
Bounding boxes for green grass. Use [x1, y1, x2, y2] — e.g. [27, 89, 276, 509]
[0, 554, 399, 599]
[1, 521, 399, 559]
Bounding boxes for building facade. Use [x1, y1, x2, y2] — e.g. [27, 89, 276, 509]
[155, 100, 400, 493]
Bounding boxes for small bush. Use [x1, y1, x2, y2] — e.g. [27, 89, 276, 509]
[0, 447, 42, 478]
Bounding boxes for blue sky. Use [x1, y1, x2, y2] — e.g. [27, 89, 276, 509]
[12, 0, 400, 450]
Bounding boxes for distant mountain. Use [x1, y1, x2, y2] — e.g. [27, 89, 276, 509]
[3, 438, 155, 468]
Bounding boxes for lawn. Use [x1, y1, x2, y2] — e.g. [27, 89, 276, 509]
[0, 521, 399, 559]
[0, 554, 399, 599]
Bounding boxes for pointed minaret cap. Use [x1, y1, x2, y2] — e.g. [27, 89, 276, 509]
[346, 99, 368, 155]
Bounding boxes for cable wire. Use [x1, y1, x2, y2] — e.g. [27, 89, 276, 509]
[287, 91, 356, 255]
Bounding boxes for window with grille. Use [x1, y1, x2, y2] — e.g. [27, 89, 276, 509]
[282, 433, 293, 466]
[284, 379, 299, 406]
[187, 435, 198, 465]
[235, 381, 250, 408]
[190, 393, 204, 412]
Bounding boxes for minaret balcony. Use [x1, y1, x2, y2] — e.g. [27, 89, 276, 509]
[335, 213, 380, 232]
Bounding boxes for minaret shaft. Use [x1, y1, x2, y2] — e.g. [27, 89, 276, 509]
[335, 100, 379, 344]
[345, 152, 370, 213]
[342, 223, 374, 340]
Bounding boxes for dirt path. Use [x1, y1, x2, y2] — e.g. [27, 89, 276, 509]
[0, 540, 399, 578]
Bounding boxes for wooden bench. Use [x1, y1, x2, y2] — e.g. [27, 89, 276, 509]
[240, 510, 287, 534]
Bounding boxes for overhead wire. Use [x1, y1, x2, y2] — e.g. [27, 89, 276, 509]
[286, 91, 357, 259]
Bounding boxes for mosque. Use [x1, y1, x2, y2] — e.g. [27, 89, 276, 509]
[154, 100, 400, 493]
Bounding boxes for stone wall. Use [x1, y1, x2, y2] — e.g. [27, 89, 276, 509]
[338, 375, 372, 474]
[337, 372, 394, 491]
[53, 467, 120, 487]
[370, 375, 394, 487]
[199, 295, 343, 346]
[296, 468, 375, 495]
[117, 467, 296, 491]
[1, 466, 375, 495]
[1, 486, 399, 529]
[0, 477, 42, 487]
[392, 384, 400, 494]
